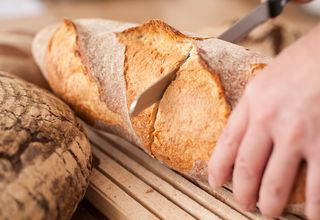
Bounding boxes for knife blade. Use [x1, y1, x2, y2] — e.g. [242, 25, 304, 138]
[130, 56, 189, 116]
[218, 0, 288, 42]
[129, 0, 288, 116]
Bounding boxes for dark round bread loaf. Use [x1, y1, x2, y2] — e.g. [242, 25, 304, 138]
[0, 71, 92, 220]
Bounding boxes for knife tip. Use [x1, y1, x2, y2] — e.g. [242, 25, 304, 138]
[129, 99, 139, 117]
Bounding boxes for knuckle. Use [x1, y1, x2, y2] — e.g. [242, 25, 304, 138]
[244, 82, 256, 97]
[222, 135, 237, 149]
[244, 80, 264, 98]
[234, 157, 259, 180]
[254, 103, 278, 124]
[261, 178, 285, 199]
[219, 128, 237, 149]
[284, 118, 306, 144]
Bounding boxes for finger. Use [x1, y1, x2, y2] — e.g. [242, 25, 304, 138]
[305, 159, 320, 219]
[258, 146, 301, 218]
[208, 98, 249, 188]
[233, 124, 272, 211]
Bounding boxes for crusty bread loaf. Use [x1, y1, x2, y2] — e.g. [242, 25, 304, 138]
[0, 71, 92, 220]
[32, 18, 305, 215]
[0, 30, 49, 89]
[33, 18, 267, 174]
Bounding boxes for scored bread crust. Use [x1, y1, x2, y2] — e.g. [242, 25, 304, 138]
[197, 39, 267, 108]
[152, 51, 231, 176]
[117, 20, 195, 152]
[34, 19, 142, 147]
[32, 18, 305, 215]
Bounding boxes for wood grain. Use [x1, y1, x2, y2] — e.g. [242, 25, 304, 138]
[91, 128, 245, 220]
[86, 169, 157, 220]
[84, 125, 304, 220]
[91, 137, 220, 219]
[92, 146, 196, 220]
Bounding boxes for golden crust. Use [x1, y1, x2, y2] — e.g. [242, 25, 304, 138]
[152, 53, 230, 173]
[33, 18, 306, 213]
[196, 38, 270, 108]
[47, 20, 125, 127]
[117, 20, 193, 152]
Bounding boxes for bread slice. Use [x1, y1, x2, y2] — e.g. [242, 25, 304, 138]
[32, 18, 305, 215]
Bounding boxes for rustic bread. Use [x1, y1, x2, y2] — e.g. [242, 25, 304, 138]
[32, 18, 305, 215]
[33, 18, 267, 174]
[0, 71, 92, 220]
[0, 30, 49, 89]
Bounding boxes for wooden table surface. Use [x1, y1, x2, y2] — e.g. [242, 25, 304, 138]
[0, 0, 319, 34]
[78, 127, 305, 220]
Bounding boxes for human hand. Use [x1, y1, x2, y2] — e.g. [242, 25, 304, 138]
[208, 23, 320, 219]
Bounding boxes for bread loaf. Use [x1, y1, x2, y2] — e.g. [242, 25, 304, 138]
[0, 30, 49, 89]
[32, 19, 305, 215]
[33, 18, 267, 175]
[0, 71, 92, 220]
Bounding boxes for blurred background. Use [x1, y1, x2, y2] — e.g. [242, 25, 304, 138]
[0, 0, 319, 34]
[1, 0, 318, 58]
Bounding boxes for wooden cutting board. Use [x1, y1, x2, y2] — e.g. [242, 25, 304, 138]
[83, 126, 302, 220]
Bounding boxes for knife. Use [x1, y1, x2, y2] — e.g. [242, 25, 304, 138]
[218, 0, 288, 42]
[129, 0, 289, 116]
[129, 56, 189, 116]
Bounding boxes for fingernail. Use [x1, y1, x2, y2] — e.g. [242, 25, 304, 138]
[239, 202, 256, 211]
[235, 196, 256, 211]
[208, 174, 218, 188]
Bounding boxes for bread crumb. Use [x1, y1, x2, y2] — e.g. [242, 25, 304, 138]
[145, 188, 154, 193]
